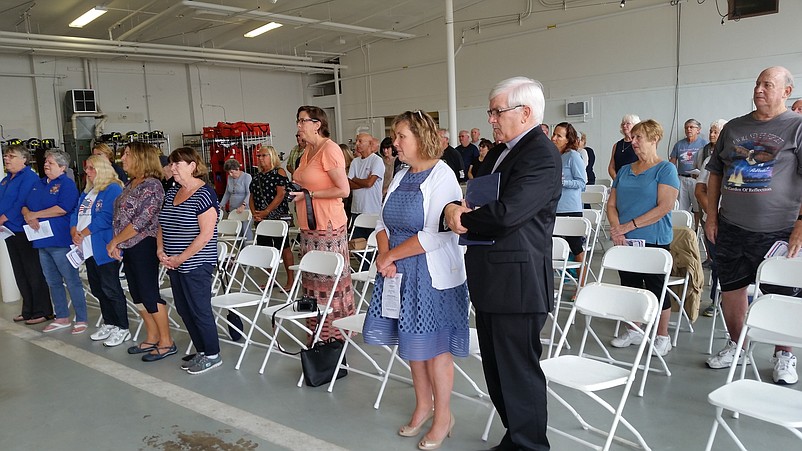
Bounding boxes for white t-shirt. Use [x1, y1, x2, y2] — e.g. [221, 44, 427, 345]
[76, 190, 98, 258]
[348, 153, 384, 214]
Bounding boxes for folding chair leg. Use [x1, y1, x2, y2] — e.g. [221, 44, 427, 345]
[375, 345, 401, 409]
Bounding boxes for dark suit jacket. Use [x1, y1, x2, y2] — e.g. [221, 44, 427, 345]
[461, 126, 562, 314]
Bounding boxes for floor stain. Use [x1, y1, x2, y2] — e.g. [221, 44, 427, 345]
[142, 426, 258, 450]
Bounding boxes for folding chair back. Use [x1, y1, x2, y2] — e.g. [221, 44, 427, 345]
[704, 294, 802, 451]
[228, 209, 253, 223]
[585, 184, 609, 197]
[218, 218, 242, 237]
[599, 245, 672, 276]
[255, 220, 289, 250]
[580, 191, 605, 208]
[554, 216, 592, 242]
[670, 210, 693, 229]
[581, 209, 603, 282]
[349, 213, 380, 239]
[755, 256, 802, 293]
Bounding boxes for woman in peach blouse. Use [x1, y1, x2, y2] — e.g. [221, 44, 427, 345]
[291, 105, 354, 339]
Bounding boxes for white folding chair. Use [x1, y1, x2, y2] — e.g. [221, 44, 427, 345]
[543, 282, 659, 451]
[738, 257, 802, 382]
[596, 179, 612, 189]
[352, 260, 378, 313]
[254, 220, 290, 294]
[707, 281, 758, 355]
[553, 216, 592, 290]
[209, 245, 281, 370]
[665, 210, 696, 347]
[218, 219, 244, 257]
[350, 229, 378, 272]
[670, 210, 693, 229]
[581, 209, 603, 283]
[348, 213, 380, 240]
[228, 209, 254, 243]
[596, 246, 673, 397]
[582, 190, 608, 244]
[704, 294, 802, 451]
[259, 250, 345, 386]
[546, 237, 571, 358]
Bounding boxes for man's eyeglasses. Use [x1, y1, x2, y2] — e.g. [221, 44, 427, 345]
[296, 118, 319, 125]
[486, 105, 524, 118]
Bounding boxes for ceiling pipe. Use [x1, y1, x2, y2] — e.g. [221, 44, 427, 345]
[116, 2, 184, 41]
[181, 0, 415, 40]
[0, 31, 343, 73]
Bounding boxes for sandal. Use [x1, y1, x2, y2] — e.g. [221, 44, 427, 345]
[43, 319, 72, 333]
[127, 342, 158, 355]
[25, 316, 49, 325]
[71, 322, 88, 335]
[142, 343, 178, 362]
[13, 314, 26, 322]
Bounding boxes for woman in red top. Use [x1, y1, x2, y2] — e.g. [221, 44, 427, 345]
[291, 106, 354, 340]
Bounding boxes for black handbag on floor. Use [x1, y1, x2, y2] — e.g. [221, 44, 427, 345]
[300, 337, 347, 387]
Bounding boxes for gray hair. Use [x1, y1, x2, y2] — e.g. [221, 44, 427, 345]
[223, 159, 241, 171]
[44, 149, 70, 168]
[489, 77, 546, 125]
[3, 144, 28, 163]
[438, 128, 450, 140]
[710, 119, 728, 131]
[685, 118, 702, 129]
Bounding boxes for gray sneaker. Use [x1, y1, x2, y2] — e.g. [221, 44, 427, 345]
[181, 353, 204, 371]
[186, 354, 222, 375]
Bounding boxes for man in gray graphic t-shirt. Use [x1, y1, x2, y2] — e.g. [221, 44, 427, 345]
[705, 66, 802, 385]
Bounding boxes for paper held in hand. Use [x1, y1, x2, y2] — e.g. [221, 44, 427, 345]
[23, 220, 54, 241]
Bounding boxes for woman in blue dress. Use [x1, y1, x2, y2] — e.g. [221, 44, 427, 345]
[363, 110, 468, 451]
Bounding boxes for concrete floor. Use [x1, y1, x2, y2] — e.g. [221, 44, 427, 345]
[0, 241, 799, 451]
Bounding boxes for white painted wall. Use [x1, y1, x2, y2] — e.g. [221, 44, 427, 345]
[338, 0, 802, 179]
[0, 55, 308, 160]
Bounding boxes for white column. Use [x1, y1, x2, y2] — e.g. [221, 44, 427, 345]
[445, 0, 457, 147]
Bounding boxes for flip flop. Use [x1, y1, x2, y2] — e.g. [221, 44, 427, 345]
[13, 315, 26, 322]
[127, 342, 158, 354]
[43, 320, 72, 333]
[25, 316, 48, 325]
[71, 322, 88, 335]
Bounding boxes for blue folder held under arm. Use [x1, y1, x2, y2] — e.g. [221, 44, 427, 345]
[459, 172, 500, 246]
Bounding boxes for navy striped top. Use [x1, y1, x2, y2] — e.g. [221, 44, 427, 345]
[159, 184, 219, 273]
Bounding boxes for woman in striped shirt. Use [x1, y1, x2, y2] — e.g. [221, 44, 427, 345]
[157, 147, 220, 375]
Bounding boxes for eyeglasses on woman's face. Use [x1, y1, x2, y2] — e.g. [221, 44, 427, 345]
[296, 118, 319, 125]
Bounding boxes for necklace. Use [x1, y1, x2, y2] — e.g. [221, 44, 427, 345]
[621, 140, 632, 153]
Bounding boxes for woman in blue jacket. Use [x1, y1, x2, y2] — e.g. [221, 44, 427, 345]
[70, 155, 128, 346]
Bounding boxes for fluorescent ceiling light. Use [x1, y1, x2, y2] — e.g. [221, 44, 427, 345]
[244, 22, 283, 38]
[69, 7, 108, 28]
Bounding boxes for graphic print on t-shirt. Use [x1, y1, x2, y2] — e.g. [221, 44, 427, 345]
[723, 132, 785, 192]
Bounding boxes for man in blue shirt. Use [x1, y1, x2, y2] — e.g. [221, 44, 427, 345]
[670, 119, 708, 217]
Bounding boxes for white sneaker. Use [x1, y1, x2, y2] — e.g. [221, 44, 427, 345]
[103, 328, 131, 347]
[90, 324, 115, 341]
[652, 335, 672, 356]
[771, 351, 798, 385]
[706, 340, 750, 369]
[610, 329, 644, 348]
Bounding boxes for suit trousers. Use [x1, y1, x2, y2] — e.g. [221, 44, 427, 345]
[475, 310, 550, 451]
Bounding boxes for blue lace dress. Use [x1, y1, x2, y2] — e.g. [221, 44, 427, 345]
[363, 167, 469, 361]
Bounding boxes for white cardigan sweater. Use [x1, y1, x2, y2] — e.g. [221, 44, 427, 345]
[377, 160, 467, 290]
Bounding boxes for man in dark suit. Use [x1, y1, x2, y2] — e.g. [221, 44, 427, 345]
[445, 77, 561, 450]
[438, 128, 465, 181]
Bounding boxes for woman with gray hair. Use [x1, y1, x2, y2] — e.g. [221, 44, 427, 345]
[21, 149, 87, 334]
[694, 119, 728, 171]
[1, 145, 54, 324]
[607, 113, 641, 179]
[220, 158, 253, 241]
